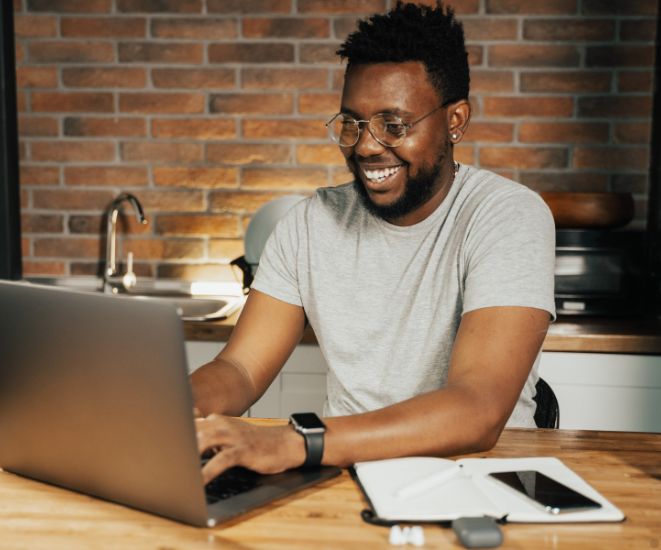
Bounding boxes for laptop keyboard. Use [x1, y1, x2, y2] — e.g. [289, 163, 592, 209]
[204, 466, 262, 504]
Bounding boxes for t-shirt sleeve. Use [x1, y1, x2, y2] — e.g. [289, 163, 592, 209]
[250, 201, 305, 307]
[462, 188, 556, 320]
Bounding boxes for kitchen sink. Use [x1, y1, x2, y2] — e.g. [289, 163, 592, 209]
[24, 277, 245, 321]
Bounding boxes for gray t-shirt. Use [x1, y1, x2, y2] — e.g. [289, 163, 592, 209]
[252, 164, 556, 427]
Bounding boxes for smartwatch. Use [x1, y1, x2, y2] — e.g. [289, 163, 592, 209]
[289, 412, 326, 467]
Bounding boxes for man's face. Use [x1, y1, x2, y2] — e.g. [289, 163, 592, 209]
[340, 61, 453, 226]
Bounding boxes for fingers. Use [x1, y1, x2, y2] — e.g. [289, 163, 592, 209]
[196, 414, 230, 456]
[194, 416, 294, 481]
[196, 415, 246, 483]
[202, 447, 239, 484]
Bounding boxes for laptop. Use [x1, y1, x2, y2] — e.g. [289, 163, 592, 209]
[0, 280, 340, 527]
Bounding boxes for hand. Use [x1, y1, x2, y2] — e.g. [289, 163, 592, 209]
[196, 415, 306, 484]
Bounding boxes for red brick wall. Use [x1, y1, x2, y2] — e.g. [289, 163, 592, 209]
[14, 0, 657, 280]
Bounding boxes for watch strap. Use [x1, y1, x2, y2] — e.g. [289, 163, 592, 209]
[290, 413, 325, 468]
[302, 430, 324, 467]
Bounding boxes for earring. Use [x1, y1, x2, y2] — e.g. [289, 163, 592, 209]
[451, 132, 459, 140]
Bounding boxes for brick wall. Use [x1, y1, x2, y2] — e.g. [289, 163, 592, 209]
[14, 0, 657, 280]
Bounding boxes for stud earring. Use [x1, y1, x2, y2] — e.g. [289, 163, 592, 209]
[451, 132, 459, 140]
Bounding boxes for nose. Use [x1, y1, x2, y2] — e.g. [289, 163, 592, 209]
[354, 122, 387, 157]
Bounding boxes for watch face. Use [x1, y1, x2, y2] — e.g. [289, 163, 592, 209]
[291, 412, 325, 430]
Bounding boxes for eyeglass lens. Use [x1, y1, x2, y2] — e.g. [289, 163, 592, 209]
[329, 114, 408, 148]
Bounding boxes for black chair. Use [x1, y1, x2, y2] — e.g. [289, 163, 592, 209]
[533, 378, 560, 429]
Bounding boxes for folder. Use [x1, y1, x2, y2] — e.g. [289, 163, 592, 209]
[352, 456, 625, 523]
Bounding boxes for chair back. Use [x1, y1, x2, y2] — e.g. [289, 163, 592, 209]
[533, 378, 560, 429]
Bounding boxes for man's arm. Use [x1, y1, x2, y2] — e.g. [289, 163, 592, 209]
[321, 305, 550, 465]
[195, 305, 550, 481]
[191, 289, 306, 417]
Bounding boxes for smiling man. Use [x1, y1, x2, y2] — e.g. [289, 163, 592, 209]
[192, 2, 556, 481]
[336, 61, 459, 225]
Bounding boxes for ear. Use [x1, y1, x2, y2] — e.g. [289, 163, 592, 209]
[447, 99, 471, 144]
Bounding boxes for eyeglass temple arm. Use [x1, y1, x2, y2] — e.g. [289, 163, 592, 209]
[409, 100, 456, 127]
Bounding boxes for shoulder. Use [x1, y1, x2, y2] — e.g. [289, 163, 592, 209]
[461, 166, 547, 205]
[306, 182, 367, 227]
[270, 182, 363, 237]
[312, 182, 359, 211]
[459, 166, 554, 227]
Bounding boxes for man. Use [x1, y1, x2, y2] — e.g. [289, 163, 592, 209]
[193, 1, 555, 483]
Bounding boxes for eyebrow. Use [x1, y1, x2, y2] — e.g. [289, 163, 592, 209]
[339, 106, 415, 119]
[339, 106, 362, 118]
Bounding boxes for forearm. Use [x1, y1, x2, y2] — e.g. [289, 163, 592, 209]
[320, 306, 550, 468]
[322, 384, 506, 467]
[191, 356, 257, 417]
[191, 290, 305, 418]
[194, 308, 548, 476]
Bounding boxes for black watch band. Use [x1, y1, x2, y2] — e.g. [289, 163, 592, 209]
[289, 413, 326, 468]
[301, 430, 324, 467]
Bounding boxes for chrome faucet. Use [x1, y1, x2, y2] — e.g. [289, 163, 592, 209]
[104, 193, 148, 293]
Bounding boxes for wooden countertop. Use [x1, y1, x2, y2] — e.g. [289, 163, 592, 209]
[543, 315, 661, 354]
[185, 311, 661, 355]
[1, 426, 659, 549]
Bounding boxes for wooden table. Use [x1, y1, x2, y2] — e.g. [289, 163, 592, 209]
[0, 427, 659, 549]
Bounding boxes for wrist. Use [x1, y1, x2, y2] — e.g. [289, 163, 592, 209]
[289, 412, 326, 467]
[282, 424, 307, 468]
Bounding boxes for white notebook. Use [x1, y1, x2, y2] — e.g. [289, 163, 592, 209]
[352, 456, 625, 523]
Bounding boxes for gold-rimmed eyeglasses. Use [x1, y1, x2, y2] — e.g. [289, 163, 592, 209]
[325, 102, 450, 148]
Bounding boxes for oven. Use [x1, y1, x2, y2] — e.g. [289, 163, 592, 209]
[554, 229, 646, 316]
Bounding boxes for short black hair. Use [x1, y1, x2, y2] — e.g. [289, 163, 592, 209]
[337, 1, 470, 104]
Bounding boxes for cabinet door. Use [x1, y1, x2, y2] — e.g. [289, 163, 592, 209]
[185, 341, 224, 374]
[539, 352, 661, 433]
[250, 345, 328, 418]
[186, 342, 329, 418]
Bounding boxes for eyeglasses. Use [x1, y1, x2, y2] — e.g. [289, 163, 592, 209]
[325, 103, 449, 148]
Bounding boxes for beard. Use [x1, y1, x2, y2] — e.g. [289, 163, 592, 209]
[350, 156, 445, 222]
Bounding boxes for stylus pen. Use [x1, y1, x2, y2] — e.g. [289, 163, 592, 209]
[393, 464, 463, 500]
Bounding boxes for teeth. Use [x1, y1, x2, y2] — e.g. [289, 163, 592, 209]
[364, 165, 401, 182]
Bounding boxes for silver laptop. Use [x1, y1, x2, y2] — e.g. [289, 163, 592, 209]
[0, 280, 340, 527]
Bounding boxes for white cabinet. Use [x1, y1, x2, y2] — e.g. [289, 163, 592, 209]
[539, 352, 661, 433]
[249, 345, 328, 418]
[185, 341, 328, 418]
[184, 341, 224, 374]
[186, 341, 661, 433]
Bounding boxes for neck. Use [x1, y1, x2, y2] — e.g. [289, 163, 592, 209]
[387, 158, 459, 227]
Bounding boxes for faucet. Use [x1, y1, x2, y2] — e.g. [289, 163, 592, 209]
[104, 193, 148, 293]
